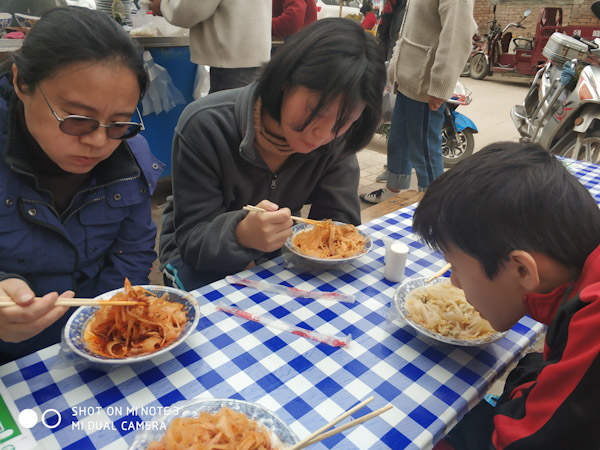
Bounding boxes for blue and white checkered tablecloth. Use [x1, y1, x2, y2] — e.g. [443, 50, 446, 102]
[0, 158, 597, 450]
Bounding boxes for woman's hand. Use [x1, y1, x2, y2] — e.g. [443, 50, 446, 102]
[0, 278, 72, 343]
[235, 200, 294, 253]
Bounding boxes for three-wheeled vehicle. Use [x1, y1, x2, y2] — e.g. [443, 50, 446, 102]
[470, 5, 600, 79]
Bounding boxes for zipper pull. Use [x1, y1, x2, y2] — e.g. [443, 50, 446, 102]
[270, 175, 278, 190]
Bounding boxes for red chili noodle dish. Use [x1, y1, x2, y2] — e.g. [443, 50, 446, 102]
[84, 279, 188, 358]
[147, 406, 279, 450]
[292, 220, 366, 259]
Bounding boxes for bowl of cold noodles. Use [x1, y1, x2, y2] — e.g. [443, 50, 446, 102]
[64, 279, 199, 365]
[284, 220, 372, 268]
[393, 277, 507, 347]
[129, 398, 299, 449]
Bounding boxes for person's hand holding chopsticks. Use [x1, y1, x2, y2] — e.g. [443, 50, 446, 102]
[236, 200, 294, 253]
[0, 278, 72, 343]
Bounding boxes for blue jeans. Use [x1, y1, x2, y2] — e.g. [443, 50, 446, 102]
[209, 67, 262, 94]
[387, 92, 445, 190]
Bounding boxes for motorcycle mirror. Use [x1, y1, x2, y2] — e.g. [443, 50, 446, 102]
[523, 9, 531, 18]
[488, 0, 499, 5]
[592, 1, 600, 20]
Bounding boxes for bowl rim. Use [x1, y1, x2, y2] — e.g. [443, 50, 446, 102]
[64, 285, 200, 364]
[393, 276, 507, 346]
[284, 221, 372, 262]
[13, 13, 40, 19]
[129, 397, 299, 448]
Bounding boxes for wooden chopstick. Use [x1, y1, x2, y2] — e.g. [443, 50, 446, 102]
[0, 297, 139, 307]
[303, 405, 393, 447]
[426, 262, 452, 283]
[289, 396, 392, 450]
[289, 396, 374, 450]
[243, 205, 325, 226]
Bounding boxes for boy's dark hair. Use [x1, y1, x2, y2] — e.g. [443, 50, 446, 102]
[412, 142, 600, 279]
[11, 6, 147, 98]
[257, 18, 386, 155]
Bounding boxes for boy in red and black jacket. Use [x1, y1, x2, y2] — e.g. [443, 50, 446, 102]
[412, 142, 600, 449]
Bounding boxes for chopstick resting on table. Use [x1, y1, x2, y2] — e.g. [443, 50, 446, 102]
[226, 275, 355, 303]
[426, 262, 452, 283]
[216, 302, 352, 347]
[243, 205, 325, 226]
[0, 297, 139, 307]
[289, 396, 393, 449]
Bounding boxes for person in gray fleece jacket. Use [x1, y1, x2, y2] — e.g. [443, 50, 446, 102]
[159, 18, 386, 290]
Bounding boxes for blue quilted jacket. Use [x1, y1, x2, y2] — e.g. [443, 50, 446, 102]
[0, 77, 165, 362]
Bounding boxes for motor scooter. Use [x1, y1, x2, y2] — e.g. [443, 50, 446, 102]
[510, 2, 600, 162]
[442, 79, 478, 167]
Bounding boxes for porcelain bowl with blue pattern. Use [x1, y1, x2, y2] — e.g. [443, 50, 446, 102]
[0, 13, 13, 29]
[284, 221, 372, 269]
[129, 397, 299, 449]
[64, 285, 199, 365]
[14, 13, 39, 28]
[393, 277, 507, 347]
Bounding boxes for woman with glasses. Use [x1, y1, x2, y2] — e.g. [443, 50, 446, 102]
[0, 7, 164, 363]
[159, 18, 386, 290]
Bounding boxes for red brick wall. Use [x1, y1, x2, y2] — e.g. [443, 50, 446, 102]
[472, 0, 600, 39]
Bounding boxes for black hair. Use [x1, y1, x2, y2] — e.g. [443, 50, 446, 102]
[360, 5, 372, 14]
[412, 142, 600, 279]
[256, 18, 386, 155]
[11, 6, 147, 98]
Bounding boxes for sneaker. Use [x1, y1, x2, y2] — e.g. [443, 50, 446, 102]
[375, 170, 388, 183]
[359, 187, 396, 204]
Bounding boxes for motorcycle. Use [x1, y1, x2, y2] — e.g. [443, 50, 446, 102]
[442, 79, 478, 167]
[381, 77, 477, 168]
[510, 2, 600, 163]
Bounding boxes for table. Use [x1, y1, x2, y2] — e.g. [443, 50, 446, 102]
[2, 158, 598, 450]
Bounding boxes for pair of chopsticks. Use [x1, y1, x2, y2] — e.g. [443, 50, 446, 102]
[243, 205, 325, 226]
[0, 296, 139, 307]
[289, 396, 392, 449]
[426, 262, 452, 283]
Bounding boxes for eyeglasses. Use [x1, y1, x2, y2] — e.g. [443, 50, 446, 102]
[37, 85, 145, 140]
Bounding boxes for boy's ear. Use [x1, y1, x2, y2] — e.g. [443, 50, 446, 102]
[11, 64, 25, 101]
[508, 250, 539, 292]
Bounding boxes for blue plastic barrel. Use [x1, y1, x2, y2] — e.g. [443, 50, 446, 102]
[138, 44, 197, 179]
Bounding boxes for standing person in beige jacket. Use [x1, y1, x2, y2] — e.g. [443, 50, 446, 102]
[149, 0, 271, 93]
[361, 0, 476, 204]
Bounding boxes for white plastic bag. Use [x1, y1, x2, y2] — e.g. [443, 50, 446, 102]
[66, 0, 96, 8]
[193, 65, 210, 99]
[381, 80, 396, 122]
[141, 51, 186, 116]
